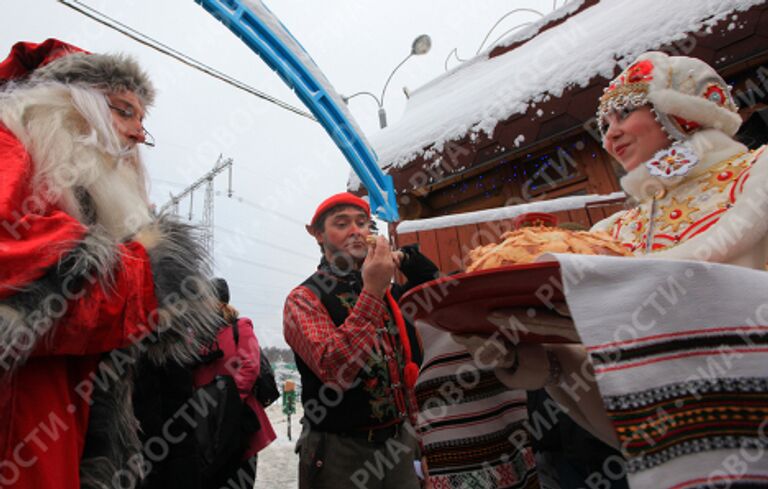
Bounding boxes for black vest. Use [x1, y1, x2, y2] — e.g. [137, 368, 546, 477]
[295, 268, 406, 432]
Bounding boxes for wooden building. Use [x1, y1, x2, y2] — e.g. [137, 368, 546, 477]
[353, 0, 768, 275]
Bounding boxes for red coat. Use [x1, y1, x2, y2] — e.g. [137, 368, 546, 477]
[193, 318, 276, 458]
[0, 125, 159, 488]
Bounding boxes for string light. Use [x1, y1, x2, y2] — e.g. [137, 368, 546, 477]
[436, 135, 590, 205]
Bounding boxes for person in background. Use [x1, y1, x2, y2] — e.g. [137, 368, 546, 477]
[0, 39, 218, 488]
[194, 277, 276, 489]
[283, 192, 439, 489]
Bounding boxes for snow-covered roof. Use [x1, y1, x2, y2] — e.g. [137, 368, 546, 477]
[368, 0, 761, 174]
[491, 0, 588, 53]
[396, 191, 625, 233]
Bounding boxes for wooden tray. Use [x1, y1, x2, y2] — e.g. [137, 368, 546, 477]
[399, 261, 578, 343]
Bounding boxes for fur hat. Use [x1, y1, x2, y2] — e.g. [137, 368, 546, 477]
[0, 38, 155, 106]
[597, 51, 741, 141]
[31, 52, 155, 106]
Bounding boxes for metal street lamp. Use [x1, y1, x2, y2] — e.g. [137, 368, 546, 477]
[342, 34, 431, 128]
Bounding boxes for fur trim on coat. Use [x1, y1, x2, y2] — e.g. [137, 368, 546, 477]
[0, 212, 217, 488]
[78, 214, 219, 488]
[31, 52, 156, 106]
[593, 130, 768, 269]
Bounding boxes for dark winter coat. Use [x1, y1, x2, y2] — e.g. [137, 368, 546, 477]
[133, 360, 202, 489]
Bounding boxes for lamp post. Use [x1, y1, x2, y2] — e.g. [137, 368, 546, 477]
[343, 34, 431, 128]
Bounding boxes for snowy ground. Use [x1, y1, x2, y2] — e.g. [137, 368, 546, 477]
[254, 403, 302, 489]
[254, 362, 302, 489]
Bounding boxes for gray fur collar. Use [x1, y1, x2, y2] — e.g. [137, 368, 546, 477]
[133, 214, 219, 365]
[1, 213, 218, 488]
[77, 215, 219, 488]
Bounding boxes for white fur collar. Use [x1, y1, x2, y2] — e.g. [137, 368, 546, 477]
[619, 130, 748, 201]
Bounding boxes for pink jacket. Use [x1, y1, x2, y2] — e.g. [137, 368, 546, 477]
[193, 317, 276, 458]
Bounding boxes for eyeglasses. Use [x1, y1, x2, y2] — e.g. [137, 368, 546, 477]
[107, 103, 155, 147]
[141, 127, 156, 147]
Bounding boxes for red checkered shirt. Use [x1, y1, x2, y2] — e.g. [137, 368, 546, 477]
[283, 285, 418, 421]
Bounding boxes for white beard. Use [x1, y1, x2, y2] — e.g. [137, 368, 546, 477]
[0, 83, 153, 240]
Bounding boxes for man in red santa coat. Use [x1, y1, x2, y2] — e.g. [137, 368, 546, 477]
[0, 39, 218, 488]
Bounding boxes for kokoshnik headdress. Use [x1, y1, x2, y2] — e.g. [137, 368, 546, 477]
[597, 51, 741, 178]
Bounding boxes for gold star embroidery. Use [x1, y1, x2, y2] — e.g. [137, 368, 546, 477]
[702, 163, 741, 192]
[658, 196, 700, 233]
[701, 152, 750, 192]
[628, 213, 649, 242]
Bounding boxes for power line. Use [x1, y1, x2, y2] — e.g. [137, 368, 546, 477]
[58, 0, 317, 121]
[220, 254, 306, 279]
[231, 196, 308, 226]
[213, 274, 299, 290]
[214, 225, 317, 262]
[229, 165, 287, 188]
[212, 188, 308, 227]
[210, 277, 292, 297]
[159, 156, 233, 214]
[151, 177, 186, 188]
[160, 156, 233, 255]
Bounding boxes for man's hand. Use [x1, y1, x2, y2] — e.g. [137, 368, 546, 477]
[132, 221, 163, 251]
[391, 249, 405, 268]
[362, 235, 395, 298]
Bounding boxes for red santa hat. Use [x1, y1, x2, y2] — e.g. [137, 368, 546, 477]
[0, 38, 86, 82]
[597, 51, 741, 141]
[0, 38, 155, 106]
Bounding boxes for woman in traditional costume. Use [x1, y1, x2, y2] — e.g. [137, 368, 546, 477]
[459, 51, 768, 471]
[592, 51, 767, 268]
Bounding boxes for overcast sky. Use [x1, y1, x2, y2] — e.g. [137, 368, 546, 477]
[3, 0, 560, 347]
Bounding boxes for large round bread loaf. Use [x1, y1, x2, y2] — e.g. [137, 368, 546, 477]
[466, 226, 631, 272]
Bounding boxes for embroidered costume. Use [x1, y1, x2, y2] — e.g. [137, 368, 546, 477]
[593, 51, 768, 269]
[577, 51, 768, 488]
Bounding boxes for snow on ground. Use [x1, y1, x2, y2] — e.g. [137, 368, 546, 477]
[253, 403, 303, 489]
[254, 361, 302, 489]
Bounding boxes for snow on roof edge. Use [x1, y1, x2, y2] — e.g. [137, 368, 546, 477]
[370, 0, 762, 172]
[492, 0, 588, 53]
[396, 192, 625, 233]
[406, 0, 589, 102]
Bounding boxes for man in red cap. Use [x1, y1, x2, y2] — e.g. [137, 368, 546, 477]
[0, 40, 218, 488]
[283, 192, 439, 489]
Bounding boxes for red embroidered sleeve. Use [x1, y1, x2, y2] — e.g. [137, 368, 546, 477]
[283, 286, 386, 388]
